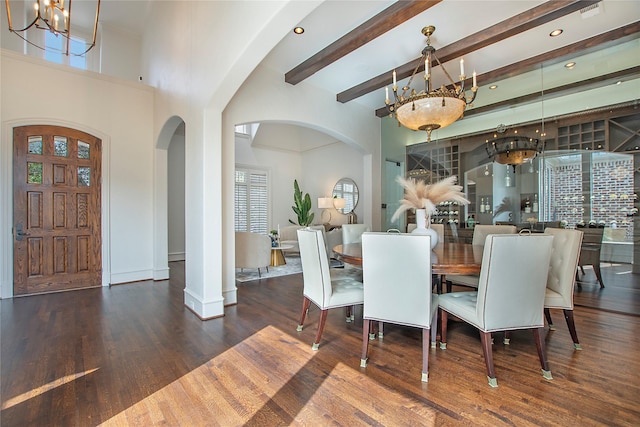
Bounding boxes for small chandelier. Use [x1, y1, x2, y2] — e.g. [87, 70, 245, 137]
[5, 0, 101, 56]
[385, 25, 478, 142]
[486, 135, 542, 168]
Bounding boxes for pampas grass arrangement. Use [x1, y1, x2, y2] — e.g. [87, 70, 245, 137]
[391, 175, 470, 223]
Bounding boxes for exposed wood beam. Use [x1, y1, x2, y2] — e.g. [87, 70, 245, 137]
[375, 22, 640, 118]
[285, 0, 441, 85]
[339, 0, 597, 104]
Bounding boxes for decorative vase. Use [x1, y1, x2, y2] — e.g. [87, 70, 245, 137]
[411, 208, 438, 249]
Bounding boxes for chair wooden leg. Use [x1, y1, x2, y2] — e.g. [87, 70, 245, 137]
[563, 309, 581, 350]
[533, 327, 553, 380]
[296, 297, 311, 332]
[439, 309, 448, 349]
[479, 331, 497, 387]
[593, 263, 605, 288]
[312, 309, 329, 350]
[580, 265, 585, 275]
[430, 310, 437, 348]
[544, 308, 555, 330]
[421, 328, 430, 382]
[360, 319, 370, 367]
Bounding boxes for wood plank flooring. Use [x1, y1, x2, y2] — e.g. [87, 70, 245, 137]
[1, 261, 639, 426]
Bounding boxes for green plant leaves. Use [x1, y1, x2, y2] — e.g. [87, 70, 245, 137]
[290, 179, 314, 226]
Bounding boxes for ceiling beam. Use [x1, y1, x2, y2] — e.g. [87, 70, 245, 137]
[285, 0, 441, 85]
[375, 22, 640, 118]
[339, 0, 597, 104]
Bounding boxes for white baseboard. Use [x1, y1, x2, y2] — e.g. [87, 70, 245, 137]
[184, 288, 224, 319]
[110, 269, 153, 285]
[154, 268, 170, 280]
[168, 252, 185, 262]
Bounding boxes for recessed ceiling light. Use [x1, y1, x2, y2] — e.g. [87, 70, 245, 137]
[616, 80, 622, 85]
[489, 85, 498, 90]
[565, 62, 576, 69]
[549, 29, 563, 37]
[293, 27, 304, 35]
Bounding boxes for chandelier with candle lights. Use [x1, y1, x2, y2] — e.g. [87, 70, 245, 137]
[385, 25, 478, 142]
[486, 135, 542, 168]
[5, 0, 101, 56]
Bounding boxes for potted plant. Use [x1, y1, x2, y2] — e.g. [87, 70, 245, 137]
[289, 179, 314, 226]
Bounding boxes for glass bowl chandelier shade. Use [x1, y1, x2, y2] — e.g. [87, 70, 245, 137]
[486, 136, 542, 166]
[385, 25, 478, 141]
[395, 92, 466, 132]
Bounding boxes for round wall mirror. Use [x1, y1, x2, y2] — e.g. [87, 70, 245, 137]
[332, 178, 359, 214]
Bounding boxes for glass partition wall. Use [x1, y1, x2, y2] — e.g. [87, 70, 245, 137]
[464, 150, 635, 243]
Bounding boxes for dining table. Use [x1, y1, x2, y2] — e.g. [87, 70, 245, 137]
[332, 241, 483, 293]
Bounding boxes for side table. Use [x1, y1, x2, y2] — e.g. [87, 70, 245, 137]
[271, 244, 294, 267]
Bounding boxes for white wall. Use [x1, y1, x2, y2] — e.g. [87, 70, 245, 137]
[302, 142, 366, 228]
[99, 24, 142, 82]
[168, 132, 185, 261]
[0, 50, 155, 297]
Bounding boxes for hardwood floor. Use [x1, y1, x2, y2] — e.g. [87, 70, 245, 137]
[574, 263, 640, 316]
[1, 261, 639, 426]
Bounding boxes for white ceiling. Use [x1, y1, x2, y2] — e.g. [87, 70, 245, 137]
[92, 1, 640, 151]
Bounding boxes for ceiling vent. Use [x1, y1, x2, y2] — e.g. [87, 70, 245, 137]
[580, 2, 602, 19]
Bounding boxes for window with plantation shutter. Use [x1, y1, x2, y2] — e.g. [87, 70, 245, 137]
[235, 168, 269, 234]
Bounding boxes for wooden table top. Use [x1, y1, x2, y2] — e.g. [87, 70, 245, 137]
[333, 242, 483, 276]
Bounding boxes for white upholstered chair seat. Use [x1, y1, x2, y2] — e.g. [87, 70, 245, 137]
[318, 277, 364, 307]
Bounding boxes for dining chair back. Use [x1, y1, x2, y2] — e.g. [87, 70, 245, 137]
[296, 228, 364, 350]
[446, 224, 517, 291]
[360, 232, 438, 382]
[342, 224, 371, 244]
[438, 234, 554, 387]
[472, 224, 517, 246]
[577, 227, 605, 288]
[543, 227, 584, 349]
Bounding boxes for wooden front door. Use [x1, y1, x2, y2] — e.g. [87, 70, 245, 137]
[13, 125, 102, 295]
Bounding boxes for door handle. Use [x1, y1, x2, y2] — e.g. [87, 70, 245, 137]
[14, 223, 30, 241]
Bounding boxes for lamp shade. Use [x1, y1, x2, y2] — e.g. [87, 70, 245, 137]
[318, 197, 334, 209]
[333, 198, 346, 209]
[395, 94, 466, 132]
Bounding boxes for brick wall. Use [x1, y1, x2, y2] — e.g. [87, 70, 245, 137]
[543, 157, 634, 241]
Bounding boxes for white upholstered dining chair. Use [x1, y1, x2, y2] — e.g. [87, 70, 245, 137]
[296, 228, 364, 350]
[543, 227, 584, 349]
[341, 224, 371, 244]
[360, 232, 438, 382]
[438, 234, 554, 387]
[446, 224, 517, 292]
